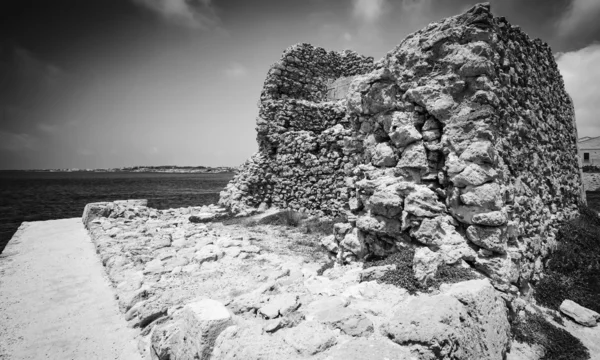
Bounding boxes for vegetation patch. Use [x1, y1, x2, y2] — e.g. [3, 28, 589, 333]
[256, 210, 306, 227]
[510, 312, 589, 360]
[534, 205, 600, 313]
[299, 216, 345, 236]
[582, 165, 600, 173]
[585, 191, 600, 212]
[363, 248, 479, 295]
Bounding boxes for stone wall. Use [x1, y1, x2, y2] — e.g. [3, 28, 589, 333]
[220, 3, 585, 290]
[220, 44, 374, 216]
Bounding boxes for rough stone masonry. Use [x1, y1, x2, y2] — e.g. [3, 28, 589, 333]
[219, 3, 585, 291]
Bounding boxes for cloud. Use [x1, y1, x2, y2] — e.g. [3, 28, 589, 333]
[352, 0, 386, 22]
[556, 0, 600, 39]
[0, 131, 37, 152]
[132, 0, 221, 29]
[37, 123, 57, 134]
[0, 47, 66, 106]
[224, 62, 247, 78]
[556, 43, 600, 137]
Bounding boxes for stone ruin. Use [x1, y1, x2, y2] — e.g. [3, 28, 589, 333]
[219, 3, 585, 292]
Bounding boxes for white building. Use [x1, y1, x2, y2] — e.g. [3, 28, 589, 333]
[578, 136, 600, 166]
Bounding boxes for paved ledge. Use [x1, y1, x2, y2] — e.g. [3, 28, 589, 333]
[0, 218, 142, 360]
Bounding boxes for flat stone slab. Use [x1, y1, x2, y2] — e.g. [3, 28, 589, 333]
[0, 218, 142, 359]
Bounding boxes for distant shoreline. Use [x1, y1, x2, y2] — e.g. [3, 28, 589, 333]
[0, 166, 238, 174]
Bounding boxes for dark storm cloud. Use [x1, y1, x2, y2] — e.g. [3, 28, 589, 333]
[132, 0, 222, 29]
[556, 0, 600, 49]
[0, 0, 599, 169]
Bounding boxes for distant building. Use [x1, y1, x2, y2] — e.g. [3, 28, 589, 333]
[578, 136, 600, 166]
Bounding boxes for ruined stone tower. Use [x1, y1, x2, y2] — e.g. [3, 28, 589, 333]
[219, 3, 585, 290]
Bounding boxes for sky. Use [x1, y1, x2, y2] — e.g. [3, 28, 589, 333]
[0, 0, 599, 170]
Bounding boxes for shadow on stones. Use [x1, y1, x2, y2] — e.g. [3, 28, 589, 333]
[534, 204, 600, 314]
[510, 312, 589, 360]
[362, 248, 480, 295]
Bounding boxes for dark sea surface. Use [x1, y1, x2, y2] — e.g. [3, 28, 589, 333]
[0, 171, 234, 254]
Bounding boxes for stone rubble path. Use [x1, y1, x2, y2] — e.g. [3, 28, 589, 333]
[0, 218, 142, 360]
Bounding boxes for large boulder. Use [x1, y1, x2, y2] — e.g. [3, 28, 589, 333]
[442, 279, 511, 357]
[281, 321, 339, 356]
[150, 299, 233, 360]
[560, 300, 600, 327]
[381, 279, 510, 360]
[82, 201, 111, 228]
[212, 322, 300, 360]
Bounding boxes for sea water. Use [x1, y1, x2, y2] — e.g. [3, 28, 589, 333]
[0, 171, 234, 253]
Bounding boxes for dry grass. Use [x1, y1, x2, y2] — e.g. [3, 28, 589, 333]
[585, 191, 600, 212]
[534, 204, 600, 313]
[510, 312, 589, 360]
[362, 248, 479, 294]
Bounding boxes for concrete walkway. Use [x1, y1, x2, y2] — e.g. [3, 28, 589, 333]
[0, 218, 142, 360]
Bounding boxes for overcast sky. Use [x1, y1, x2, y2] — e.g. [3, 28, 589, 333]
[1, 0, 599, 169]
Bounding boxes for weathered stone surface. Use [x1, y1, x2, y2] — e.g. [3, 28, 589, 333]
[413, 247, 442, 283]
[404, 187, 446, 217]
[194, 245, 224, 264]
[212, 323, 299, 360]
[119, 286, 150, 312]
[340, 228, 366, 257]
[442, 279, 511, 358]
[130, 301, 168, 328]
[372, 143, 397, 167]
[473, 254, 519, 284]
[389, 112, 422, 148]
[466, 225, 507, 253]
[258, 294, 300, 319]
[313, 307, 374, 337]
[459, 141, 497, 165]
[149, 320, 184, 360]
[302, 296, 350, 319]
[82, 202, 111, 229]
[282, 321, 338, 356]
[189, 213, 217, 223]
[321, 235, 338, 253]
[560, 299, 600, 327]
[472, 211, 507, 226]
[150, 235, 172, 250]
[322, 338, 413, 360]
[174, 299, 233, 360]
[451, 164, 498, 187]
[83, 200, 148, 228]
[396, 141, 428, 169]
[381, 294, 482, 359]
[459, 183, 503, 209]
[411, 216, 465, 247]
[303, 276, 336, 296]
[263, 312, 305, 333]
[369, 190, 403, 218]
[359, 264, 396, 282]
[143, 259, 166, 275]
[356, 215, 401, 237]
[381, 279, 510, 359]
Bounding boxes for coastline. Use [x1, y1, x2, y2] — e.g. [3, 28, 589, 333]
[0, 171, 234, 255]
